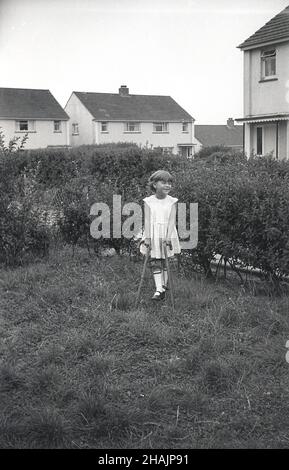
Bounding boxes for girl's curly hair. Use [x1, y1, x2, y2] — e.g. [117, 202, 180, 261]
[148, 170, 173, 192]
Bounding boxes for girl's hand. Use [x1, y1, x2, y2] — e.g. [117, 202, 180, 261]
[165, 238, 172, 250]
[143, 238, 151, 248]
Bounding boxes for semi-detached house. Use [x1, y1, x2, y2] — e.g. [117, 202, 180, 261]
[0, 87, 69, 149]
[236, 5, 289, 159]
[65, 85, 195, 157]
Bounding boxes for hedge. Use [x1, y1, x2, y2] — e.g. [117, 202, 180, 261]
[175, 153, 289, 281]
[3, 139, 289, 284]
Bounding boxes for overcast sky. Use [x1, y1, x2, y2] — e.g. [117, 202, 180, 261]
[0, 0, 288, 124]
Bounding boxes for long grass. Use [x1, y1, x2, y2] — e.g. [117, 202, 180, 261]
[0, 246, 289, 448]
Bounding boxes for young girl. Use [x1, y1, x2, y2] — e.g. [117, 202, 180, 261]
[140, 170, 181, 301]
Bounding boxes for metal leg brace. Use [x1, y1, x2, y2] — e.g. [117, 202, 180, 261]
[135, 241, 175, 311]
[163, 241, 175, 311]
[135, 246, 150, 308]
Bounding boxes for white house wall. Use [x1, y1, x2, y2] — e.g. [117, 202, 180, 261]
[286, 121, 289, 158]
[0, 119, 69, 149]
[64, 93, 95, 146]
[194, 138, 202, 154]
[95, 121, 193, 153]
[244, 42, 289, 116]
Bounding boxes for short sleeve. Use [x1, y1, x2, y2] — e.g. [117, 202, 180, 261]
[143, 195, 154, 207]
[169, 196, 178, 205]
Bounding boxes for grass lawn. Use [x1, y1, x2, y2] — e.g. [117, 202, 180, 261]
[0, 246, 289, 449]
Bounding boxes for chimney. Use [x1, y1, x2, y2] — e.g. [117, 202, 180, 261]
[227, 117, 234, 128]
[119, 85, 129, 96]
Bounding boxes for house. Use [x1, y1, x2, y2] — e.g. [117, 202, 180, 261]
[64, 85, 195, 157]
[236, 5, 289, 159]
[0, 87, 69, 149]
[194, 118, 243, 154]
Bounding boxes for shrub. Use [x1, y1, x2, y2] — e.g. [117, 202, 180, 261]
[5, 143, 182, 191]
[0, 127, 28, 156]
[3, 132, 289, 284]
[0, 156, 50, 266]
[194, 145, 231, 159]
[175, 153, 289, 282]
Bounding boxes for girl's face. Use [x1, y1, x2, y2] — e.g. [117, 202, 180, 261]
[154, 179, 172, 198]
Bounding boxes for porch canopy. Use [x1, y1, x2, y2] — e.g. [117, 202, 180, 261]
[177, 143, 196, 147]
[236, 113, 289, 124]
[236, 113, 289, 159]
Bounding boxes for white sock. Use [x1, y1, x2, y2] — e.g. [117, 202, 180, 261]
[162, 269, 168, 288]
[153, 271, 164, 292]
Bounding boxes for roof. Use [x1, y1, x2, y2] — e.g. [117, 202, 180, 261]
[73, 91, 193, 121]
[0, 88, 69, 120]
[194, 125, 243, 147]
[238, 6, 289, 49]
[236, 113, 289, 123]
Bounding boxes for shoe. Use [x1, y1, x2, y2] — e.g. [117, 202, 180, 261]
[151, 291, 165, 301]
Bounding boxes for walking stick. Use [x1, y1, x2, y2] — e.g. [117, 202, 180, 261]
[135, 243, 150, 308]
[163, 241, 175, 311]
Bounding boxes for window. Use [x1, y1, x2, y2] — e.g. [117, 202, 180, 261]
[101, 122, 108, 132]
[257, 127, 263, 155]
[153, 122, 168, 133]
[72, 123, 79, 135]
[182, 122, 189, 132]
[261, 49, 276, 78]
[124, 122, 140, 132]
[54, 121, 61, 132]
[19, 120, 28, 131]
[16, 120, 35, 132]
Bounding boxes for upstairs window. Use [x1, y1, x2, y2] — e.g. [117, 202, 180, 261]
[153, 122, 168, 133]
[182, 122, 189, 132]
[101, 122, 108, 132]
[261, 49, 276, 78]
[72, 123, 79, 135]
[124, 122, 140, 132]
[54, 121, 61, 132]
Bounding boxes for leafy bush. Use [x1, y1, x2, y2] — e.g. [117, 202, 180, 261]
[0, 189, 50, 266]
[0, 127, 28, 156]
[6, 143, 182, 191]
[194, 145, 231, 159]
[175, 154, 289, 282]
[3, 131, 289, 285]
[58, 203, 91, 255]
[0, 149, 50, 266]
[33, 145, 182, 254]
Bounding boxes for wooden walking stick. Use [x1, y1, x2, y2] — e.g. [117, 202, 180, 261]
[163, 241, 175, 311]
[135, 243, 150, 308]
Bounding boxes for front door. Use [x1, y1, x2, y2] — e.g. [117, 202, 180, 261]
[180, 146, 192, 158]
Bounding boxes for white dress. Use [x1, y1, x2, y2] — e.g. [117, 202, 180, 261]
[140, 194, 181, 259]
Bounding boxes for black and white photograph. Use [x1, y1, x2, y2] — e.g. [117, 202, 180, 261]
[1, 0, 289, 453]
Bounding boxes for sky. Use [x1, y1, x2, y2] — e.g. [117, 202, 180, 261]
[0, 0, 288, 124]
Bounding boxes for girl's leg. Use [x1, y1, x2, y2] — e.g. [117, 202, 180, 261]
[150, 259, 165, 299]
[161, 259, 168, 290]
